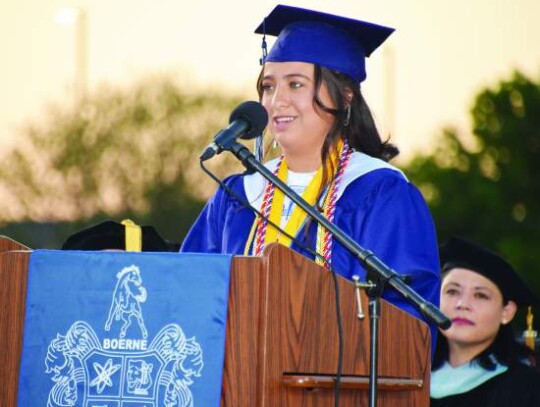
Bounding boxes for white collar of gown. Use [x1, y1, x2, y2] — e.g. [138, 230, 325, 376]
[243, 151, 406, 211]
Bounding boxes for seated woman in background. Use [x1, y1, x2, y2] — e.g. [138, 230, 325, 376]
[431, 236, 540, 407]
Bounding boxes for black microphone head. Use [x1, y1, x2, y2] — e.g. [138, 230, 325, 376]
[229, 101, 268, 140]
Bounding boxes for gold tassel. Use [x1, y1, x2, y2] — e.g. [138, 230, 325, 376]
[524, 306, 537, 352]
[121, 219, 142, 252]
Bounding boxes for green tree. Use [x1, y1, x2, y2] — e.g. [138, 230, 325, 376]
[0, 76, 246, 247]
[405, 71, 540, 301]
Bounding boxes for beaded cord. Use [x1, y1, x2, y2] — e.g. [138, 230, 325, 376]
[249, 140, 352, 264]
[252, 156, 284, 256]
[315, 141, 352, 265]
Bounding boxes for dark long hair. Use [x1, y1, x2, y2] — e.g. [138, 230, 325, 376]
[313, 67, 399, 163]
[256, 65, 399, 210]
[432, 266, 535, 371]
[256, 65, 399, 165]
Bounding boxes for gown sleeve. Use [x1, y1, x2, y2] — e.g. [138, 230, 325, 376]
[180, 175, 255, 254]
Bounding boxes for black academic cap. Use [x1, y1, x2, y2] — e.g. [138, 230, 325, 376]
[439, 237, 539, 306]
[61, 220, 173, 252]
[254, 4, 394, 83]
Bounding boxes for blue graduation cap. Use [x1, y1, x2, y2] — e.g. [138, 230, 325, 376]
[254, 4, 394, 83]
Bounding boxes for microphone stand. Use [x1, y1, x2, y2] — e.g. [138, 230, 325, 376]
[222, 142, 450, 407]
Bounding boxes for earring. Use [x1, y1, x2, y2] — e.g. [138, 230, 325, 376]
[272, 139, 278, 149]
[343, 105, 351, 127]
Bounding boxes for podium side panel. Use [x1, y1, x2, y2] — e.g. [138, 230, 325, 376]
[0, 251, 30, 407]
[263, 244, 431, 407]
[221, 256, 266, 406]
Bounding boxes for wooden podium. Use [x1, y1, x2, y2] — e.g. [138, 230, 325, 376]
[0, 237, 430, 406]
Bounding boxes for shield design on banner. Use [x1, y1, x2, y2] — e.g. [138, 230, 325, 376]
[83, 350, 163, 405]
[40, 262, 208, 407]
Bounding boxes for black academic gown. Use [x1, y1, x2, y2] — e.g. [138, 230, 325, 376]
[430, 363, 540, 407]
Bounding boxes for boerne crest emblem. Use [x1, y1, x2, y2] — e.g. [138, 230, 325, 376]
[44, 264, 204, 407]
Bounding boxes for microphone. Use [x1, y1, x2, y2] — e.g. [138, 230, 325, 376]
[200, 101, 268, 161]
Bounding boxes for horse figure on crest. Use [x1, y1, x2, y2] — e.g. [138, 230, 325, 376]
[105, 265, 148, 339]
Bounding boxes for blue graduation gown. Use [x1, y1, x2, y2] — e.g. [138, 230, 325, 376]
[181, 152, 441, 348]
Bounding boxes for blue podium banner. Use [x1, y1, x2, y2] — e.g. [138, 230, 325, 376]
[17, 250, 232, 407]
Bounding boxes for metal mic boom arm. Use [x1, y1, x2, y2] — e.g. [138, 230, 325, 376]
[227, 141, 450, 330]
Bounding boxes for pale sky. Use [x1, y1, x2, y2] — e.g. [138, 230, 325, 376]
[1, 0, 540, 159]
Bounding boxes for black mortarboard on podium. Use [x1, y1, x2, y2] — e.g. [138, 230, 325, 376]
[61, 219, 172, 252]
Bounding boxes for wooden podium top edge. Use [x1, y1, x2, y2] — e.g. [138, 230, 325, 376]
[0, 236, 31, 251]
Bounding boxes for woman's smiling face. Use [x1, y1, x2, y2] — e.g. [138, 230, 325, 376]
[260, 61, 336, 171]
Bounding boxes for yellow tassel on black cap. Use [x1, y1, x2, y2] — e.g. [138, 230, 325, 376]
[524, 306, 537, 352]
[121, 219, 142, 252]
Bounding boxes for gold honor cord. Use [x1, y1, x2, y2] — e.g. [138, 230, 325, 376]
[121, 219, 143, 252]
[246, 139, 346, 256]
[264, 160, 324, 248]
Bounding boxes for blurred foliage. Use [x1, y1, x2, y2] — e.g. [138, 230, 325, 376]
[2, 68, 540, 312]
[405, 71, 540, 315]
[0, 76, 248, 248]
